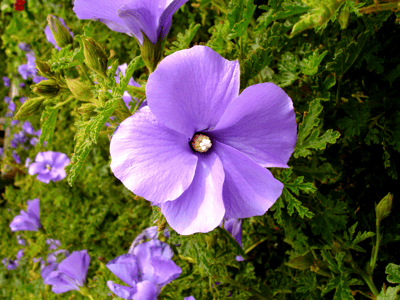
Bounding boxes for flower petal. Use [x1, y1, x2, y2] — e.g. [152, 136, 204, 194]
[52, 152, 70, 169]
[27, 198, 40, 220]
[213, 141, 283, 219]
[110, 107, 198, 203]
[57, 250, 90, 283]
[107, 281, 137, 299]
[36, 172, 53, 184]
[73, 0, 131, 35]
[9, 215, 39, 231]
[148, 256, 182, 286]
[51, 285, 76, 294]
[28, 162, 46, 175]
[158, 0, 189, 40]
[210, 83, 297, 168]
[161, 152, 225, 235]
[106, 254, 139, 286]
[132, 281, 158, 300]
[147, 46, 240, 137]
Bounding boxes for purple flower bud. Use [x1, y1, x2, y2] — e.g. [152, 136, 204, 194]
[9, 198, 41, 232]
[28, 151, 70, 184]
[184, 297, 196, 300]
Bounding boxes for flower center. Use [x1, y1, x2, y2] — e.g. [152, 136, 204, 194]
[190, 134, 212, 153]
[46, 164, 51, 171]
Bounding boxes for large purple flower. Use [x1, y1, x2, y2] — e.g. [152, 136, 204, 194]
[44, 250, 90, 294]
[44, 17, 74, 50]
[28, 151, 70, 184]
[110, 46, 297, 235]
[107, 240, 181, 300]
[73, 0, 188, 45]
[9, 198, 41, 232]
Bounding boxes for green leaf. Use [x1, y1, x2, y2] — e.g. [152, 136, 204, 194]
[217, 227, 246, 259]
[116, 56, 144, 95]
[83, 21, 94, 37]
[165, 23, 201, 55]
[39, 107, 59, 146]
[240, 47, 273, 88]
[274, 52, 300, 87]
[386, 263, 400, 285]
[227, 0, 256, 40]
[300, 50, 328, 76]
[48, 45, 79, 71]
[378, 286, 400, 300]
[294, 99, 340, 158]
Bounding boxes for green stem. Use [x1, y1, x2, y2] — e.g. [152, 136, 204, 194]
[360, 1, 400, 14]
[370, 218, 381, 273]
[219, 276, 271, 299]
[78, 61, 94, 85]
[352, 290, 375, 299]
[349, 258, 379, 297]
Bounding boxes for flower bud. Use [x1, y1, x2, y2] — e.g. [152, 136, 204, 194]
[77, 103, 97, 117]
[286, 253, 314, 270]
[338, 6, 351, 29]
[35, 61, 54, 78]
[14, 97, 45, 119]
[47, 15, 73, 48]
[66, 78, 93, 102]
[81, 37, 108, 77]
[376, 193, 393, 221]
[31, 79, 60, 98]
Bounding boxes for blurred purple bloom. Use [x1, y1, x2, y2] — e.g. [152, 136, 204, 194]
[16, 249, 24, 261]
[40, 249, 70, 280]
[25, 157, 31, 168]
[129, 226, 169, 252]
[19, 97, 27, 103]
[8, 101, 16, 112]
[4, 96, 11, 104]
[30, 137, 39, 146]
[22, 121, 36, 135]
[18, 42, 32, 52]
[19, 82, 25, 88]
[2, 258, 18, 270]
[44, 17, 74, 50]
[44, 250, 90, 294]
[12, 151, 21, 164]
[73, 0, 188, 45]
[28, 151, 70, 184]
[11, 131, 28, 148]
[18, 53, 37, 80]
[33, 75, 47, 83]
[46, 239, 61, 251]
[11, 120, 19, 127]
[110, 46, 297, 235]
[107, 240, 181, 300]
[0, 147, 3, 156]
[17, 235, 26, 246]
[9, 198, 41, 232]
[184, 297, 196, 300]
[3, 76, 10, 87]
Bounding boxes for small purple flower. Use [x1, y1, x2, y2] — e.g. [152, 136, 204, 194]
[8, 101, 16, 112]
[19, 82, 25, 88]
[16, 249, 24, 261]
[22, 121, 35, 135]
[73, 0, 188, 45]
[12, 151, 21, 164]
[184, 297, 196, 300]
[46, 239, 61, 251]
[44, 250, 90, 294]
[11, 120, 19, 127]
[4, 96, 11, 104]
[33, 75, 47, 83]
[30, 137, 39, 146]
[3, 76, 10, 87]
[18, 42, 32, 52]
[129, 226, 169, 252]
[19, 97, 27, 103]
[44, 17, 74, 50]
[222, 219, 244, 261]
[9, 198, 41, 232]
[28, 151, 70, 184]
[17, 235, 26, 246]
[18, 53, 37, 80]
[0, 147, 3, 156]
[11, 131, 28, 148]
[2, 258, 18, 270]
[107, 240, 181, 300]
[110, 46, 297, 235]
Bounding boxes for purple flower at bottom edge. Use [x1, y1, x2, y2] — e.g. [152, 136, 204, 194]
[44, 250, 90, 294]
[9, 198, 41, 232]
[73, 0, 188, 45]
[3, 76, 10, 87]
[44, 17, 74, 50]
[109, 46, 297, 235]
[184, 297, 196, 300]
[28, 151, 70, 184]
[107, 240, 181, 300]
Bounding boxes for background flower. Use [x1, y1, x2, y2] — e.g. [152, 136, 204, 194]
[73, 0, 188, 45]
[110, 46, 297, 235]
[28, 151, 70, 184]
[9, 198, 41, 232]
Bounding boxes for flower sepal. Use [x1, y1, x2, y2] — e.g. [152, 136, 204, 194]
[15, 97, 45, 119]
[66, 78, 94, 102]
[31, 79, 60, 98]
[141, 30, 164, 73]
[35, 61, 55, 78]
[47, 15, 74, 49]
[81, 37, 108, 79]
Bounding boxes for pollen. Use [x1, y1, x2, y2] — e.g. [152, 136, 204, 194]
[46, 164, 51, 171]
[191, 134, 212, 153]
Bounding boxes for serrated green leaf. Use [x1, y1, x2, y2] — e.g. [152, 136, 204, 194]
[217, 227, 246, 259]
[227, 0, 256, 39]
[285, 175, 317, 195]
[39, 107, 58, 146]
[333, 277, 354, 300]
[165, 23, 201, 55]
[275, 52, 300, 87]
[83, 21, 94, 37]
[48, 44, 78, 71]
[294, 99, 340, 158]
[240, 47, 273, 88]
[377, 286, 400, 300]
[386, 263, 400, 285]
[352, 231, 375, 245]
[283, 189, 314, 219]
[300, 50, 328, 76]
[116, 56, 144, 95]
[321, 276, 340, 296]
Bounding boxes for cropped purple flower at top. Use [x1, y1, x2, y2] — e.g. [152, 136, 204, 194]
[107, 240, 181, 300]
[44, 17, 74, 50]
[29, 151, 70, 184]
[10, 198, 41, 232]
[73, 0, 188, 45]
[44, 250, 90, 294]
[110, 46, 297, 235]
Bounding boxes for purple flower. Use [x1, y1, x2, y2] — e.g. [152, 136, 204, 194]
[184, 297, 196, 300]
[16, 249, 24, 261]
[19, 97, 27, 103]
[3, 76, 10, 87]
[33, 75, 47, 83]
[46, 239, 61, 251]
[22, 121, 35, 135]
[44, 17, 74, 50]
[28, 151, 70, 184]
[2, 258, 18, 270]
[12, 151, 21, 164]
[17, 235, 26, 246]
[4, 96, 11, 104]
[19, 82, 25, 88]
[44, 250, 90, 294]
[18, 42, 32, 52]
[11, 120, 19, 127]
[110, 46, 297, 235]
[18, 53, 37, 80]
[11, 131, 28, 148]
[25, 157, 31, 168]
[107, 240, 181, 300]
[129, 226, 169, 252]
[8, 101, 16, 112]
[222, 219, 244, 261]
[9, 198, 41, 232]
[0, 147, 3, 156]
[73, 0, 188, 45]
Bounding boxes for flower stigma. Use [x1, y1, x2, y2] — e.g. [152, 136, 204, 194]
[190, 134, 212, 153]
[46, 164, 51, 170]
